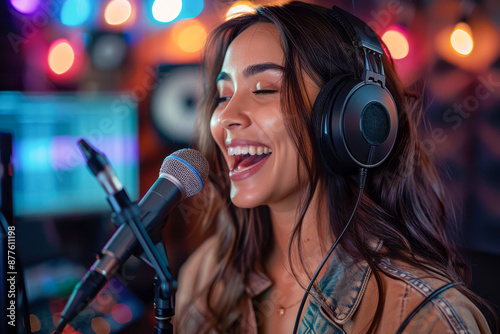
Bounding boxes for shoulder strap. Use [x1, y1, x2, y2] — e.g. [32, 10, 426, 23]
[396, 282, 460, 334]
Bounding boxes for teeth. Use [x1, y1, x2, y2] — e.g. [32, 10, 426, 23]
[228, 145, 272, 156]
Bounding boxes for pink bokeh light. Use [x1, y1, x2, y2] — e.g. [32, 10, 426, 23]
[10, 0, 40, 14]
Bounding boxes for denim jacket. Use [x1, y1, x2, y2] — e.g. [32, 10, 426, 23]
[175, 237, 491, 333]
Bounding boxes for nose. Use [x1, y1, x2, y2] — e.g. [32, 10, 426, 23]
[217, 96, 251, 130]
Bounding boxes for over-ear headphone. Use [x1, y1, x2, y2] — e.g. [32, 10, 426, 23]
[295, 8, 401, 334]
[312, 6, 398, 174]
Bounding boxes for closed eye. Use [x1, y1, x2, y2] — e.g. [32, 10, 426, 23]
[252, 89, 278, 95]
[216, 89, 277, 106]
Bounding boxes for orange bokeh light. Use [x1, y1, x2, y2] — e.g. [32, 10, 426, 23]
[91, 317, 111, 334]
[30, 314, 41, 332]
[173, 20, 207, 53]
[226, 1, 255, 20]
[48, 39, 75, 75]
[450, 22, 473, 56]
[104, 0, 132, 25]
[382, 29, 409, 60]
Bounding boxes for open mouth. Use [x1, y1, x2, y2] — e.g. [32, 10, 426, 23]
[229, 146, 272, 172]
[233, 152, 271, 171]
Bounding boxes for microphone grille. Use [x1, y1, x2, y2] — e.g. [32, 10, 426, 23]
[160, 149, 209, 198]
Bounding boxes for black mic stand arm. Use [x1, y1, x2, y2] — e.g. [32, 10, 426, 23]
[106, 178, 176, 334]
[75, 139, 176, 334]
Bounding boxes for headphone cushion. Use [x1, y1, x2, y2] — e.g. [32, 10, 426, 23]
[311, 74, 351, 173]
[312, 75, 350, 117]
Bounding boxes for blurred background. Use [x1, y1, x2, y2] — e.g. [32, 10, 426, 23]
[0, 0, 499, 333]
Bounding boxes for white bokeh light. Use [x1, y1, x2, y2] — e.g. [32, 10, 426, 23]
[152, 0, 183, 23]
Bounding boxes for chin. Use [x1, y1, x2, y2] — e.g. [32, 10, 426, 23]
[231, 201, 256, 209]
[230, 187, 266, 209]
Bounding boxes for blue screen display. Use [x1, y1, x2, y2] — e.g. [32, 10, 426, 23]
[0, 91, 139, 217]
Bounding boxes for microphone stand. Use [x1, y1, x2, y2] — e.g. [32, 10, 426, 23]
[79, 139, 176, 334]
[108, 192, 176, 334]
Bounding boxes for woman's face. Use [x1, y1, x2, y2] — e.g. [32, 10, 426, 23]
[210, 22, 319, 209]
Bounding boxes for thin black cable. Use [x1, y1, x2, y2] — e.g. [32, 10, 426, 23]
[292, 168, 366, 334]
[396, 282, 459, 334]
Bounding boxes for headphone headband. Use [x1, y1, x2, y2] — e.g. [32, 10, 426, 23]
[329, 6, 384, 54]
[330, 6, 386, 87]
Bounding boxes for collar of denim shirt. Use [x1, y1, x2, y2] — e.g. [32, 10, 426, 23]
[245, 247, 373, 325]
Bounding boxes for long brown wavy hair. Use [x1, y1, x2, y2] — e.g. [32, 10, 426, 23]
[178, 1, 490, 332]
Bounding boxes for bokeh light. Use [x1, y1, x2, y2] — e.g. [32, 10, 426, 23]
[226, 1, 255, 21]
[61, 0, 91, 26]
[52, 312, 62, 327]
[111, 304, 133, 324]
[450, 22, 474, 56]
[48, 39, 75, 75]
[382, 28, 410, 60]
[152, 0, 183, 23]
[172, 20, 207, 53]
[104, 0, 132, 25]
[30, 314, 41, 332]
[9, 0, 39, 14]
[91, 317, 111, 334]
[90, 34, 128, 70]
[177, 0, 203, 20]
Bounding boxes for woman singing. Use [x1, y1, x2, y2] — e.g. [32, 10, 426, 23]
[174, 1, 492, 333]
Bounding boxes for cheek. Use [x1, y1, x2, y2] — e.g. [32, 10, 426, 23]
[259, 107, 288, 137]
[210, 112, 225, 145]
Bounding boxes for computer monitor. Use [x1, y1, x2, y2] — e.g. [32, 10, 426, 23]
[0, 91, 139, 218]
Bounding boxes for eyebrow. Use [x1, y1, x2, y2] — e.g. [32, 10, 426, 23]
[216, 62, 285, 82]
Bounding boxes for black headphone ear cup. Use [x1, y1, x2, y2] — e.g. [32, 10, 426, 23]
[313, 76, 398, 174]
[311, 75, 350, 174]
